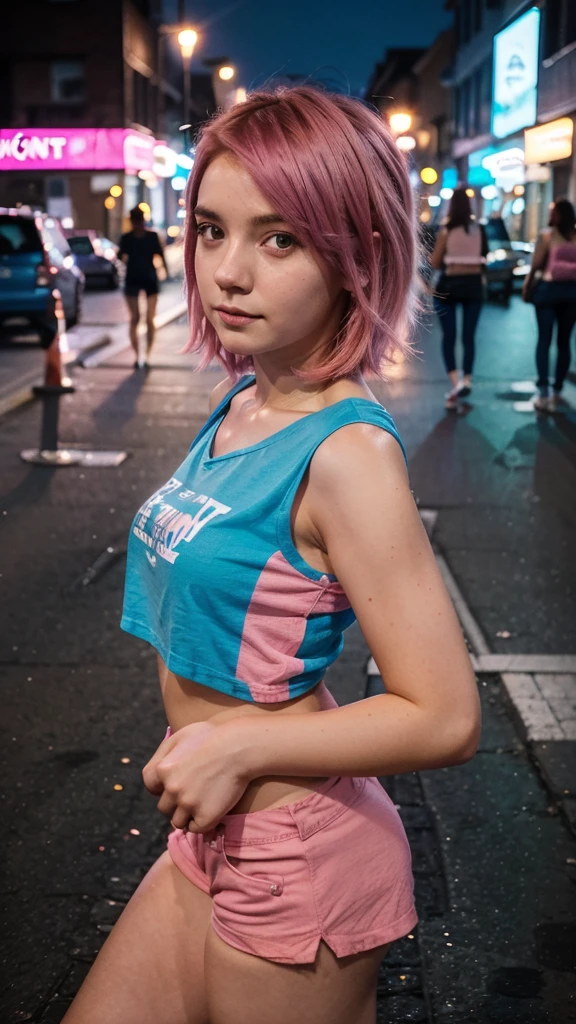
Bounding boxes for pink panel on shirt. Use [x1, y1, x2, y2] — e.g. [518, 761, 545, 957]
[235, 550, 349, 702]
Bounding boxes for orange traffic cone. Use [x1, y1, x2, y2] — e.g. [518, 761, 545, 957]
[44, 334, 65, 387]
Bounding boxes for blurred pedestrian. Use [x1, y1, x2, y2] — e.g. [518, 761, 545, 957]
[430, 188, 488, 410]
[118, 206, 170, 369]
[62, 86, 479, 1024]
[522, 197, 576, 412]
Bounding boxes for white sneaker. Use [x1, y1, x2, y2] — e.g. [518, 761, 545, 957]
[456, 379, 472, 398]
[533, 395, 550, 412]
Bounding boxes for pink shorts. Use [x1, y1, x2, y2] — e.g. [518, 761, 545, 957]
[166, 725, 418, 964]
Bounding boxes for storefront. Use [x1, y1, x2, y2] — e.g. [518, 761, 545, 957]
[465, 140, 527, 238]
[524, 117, 574, 236]
[0, 127, 180, 237]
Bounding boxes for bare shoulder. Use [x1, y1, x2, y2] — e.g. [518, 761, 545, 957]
[305, 417, 410, 543]
[310, 417, 408, 493]
[208, 376, 235, 414]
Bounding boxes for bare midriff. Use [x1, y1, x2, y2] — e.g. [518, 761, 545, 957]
[158, 654, 338, 814]
[445, 262, 484, 276]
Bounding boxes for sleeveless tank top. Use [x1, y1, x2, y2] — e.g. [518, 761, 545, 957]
[545, 239, 576, 282]
[444, 224, 485, 265]
[120, 374, 407, 703]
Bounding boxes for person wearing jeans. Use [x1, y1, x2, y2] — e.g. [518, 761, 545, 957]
[523, 198, 576, 412]
[430, 188, 487, 410]
[434, 294, 482, 391]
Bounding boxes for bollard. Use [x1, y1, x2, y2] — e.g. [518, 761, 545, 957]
[20, 291, 128, 468]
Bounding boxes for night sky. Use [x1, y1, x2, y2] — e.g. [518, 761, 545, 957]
[164, 0, 451, 98]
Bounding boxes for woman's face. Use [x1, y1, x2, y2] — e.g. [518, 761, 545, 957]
[193, 153, 347, 367]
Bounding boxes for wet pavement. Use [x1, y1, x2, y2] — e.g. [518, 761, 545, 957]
[1, 296, 575, 1021]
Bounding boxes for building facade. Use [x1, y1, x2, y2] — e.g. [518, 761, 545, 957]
[364, 35, 454, 224]
[0, 0, 192, 236]
[449, 0, 576, 240]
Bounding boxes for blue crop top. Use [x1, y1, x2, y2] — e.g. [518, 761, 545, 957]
[120, 374, 406, 703]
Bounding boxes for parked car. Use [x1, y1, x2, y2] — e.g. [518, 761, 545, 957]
[482, 216, 533, 301]
[66, 234, 119, 289]
[0, 209, 84, 344]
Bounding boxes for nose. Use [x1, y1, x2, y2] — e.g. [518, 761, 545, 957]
[213, 242, 253, 293]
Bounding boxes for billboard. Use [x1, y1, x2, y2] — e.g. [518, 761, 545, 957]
[0, 128, 155, 173]
[524, 118, 574, 164]
[491, 7, 540, 140]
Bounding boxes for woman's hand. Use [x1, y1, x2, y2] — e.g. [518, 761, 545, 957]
[142, 719, 253, 833]
[522, 278, 532, 303]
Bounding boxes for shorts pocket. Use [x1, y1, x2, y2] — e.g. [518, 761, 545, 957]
[216, 839, 284, 896]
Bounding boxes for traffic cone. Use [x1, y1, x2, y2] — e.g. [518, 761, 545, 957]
[44, 333, 65, 387]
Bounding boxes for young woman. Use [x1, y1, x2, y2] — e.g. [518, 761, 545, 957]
[523, 197, 576, 412]
[118, 206, 170, 369]
[430, 188, 488, 410]
[63, 87, 480, 1024]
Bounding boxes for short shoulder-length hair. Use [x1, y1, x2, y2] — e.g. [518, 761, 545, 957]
[183, 85, 417, 385]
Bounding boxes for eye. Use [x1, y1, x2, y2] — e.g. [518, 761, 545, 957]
[265, 232, 297, 252]
[196, 223, 223, 241]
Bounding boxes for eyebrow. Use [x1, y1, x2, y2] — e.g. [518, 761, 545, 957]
[193, 205, 288, 227]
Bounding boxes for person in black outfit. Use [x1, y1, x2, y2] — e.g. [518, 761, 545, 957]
[118, 207, 170, 368]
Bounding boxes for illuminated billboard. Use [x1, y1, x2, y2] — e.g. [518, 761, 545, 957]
[491, 7, 540, 140]
[0, 128, 156, 173]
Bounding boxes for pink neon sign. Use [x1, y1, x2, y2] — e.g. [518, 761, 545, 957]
[0, 128, 156, 172]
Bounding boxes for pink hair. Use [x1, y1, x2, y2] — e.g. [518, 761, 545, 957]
[183, 85, 417, 384]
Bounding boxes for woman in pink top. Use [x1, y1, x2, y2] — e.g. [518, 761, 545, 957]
[430, 188, 488, 410]
[523, 198, 576, 412]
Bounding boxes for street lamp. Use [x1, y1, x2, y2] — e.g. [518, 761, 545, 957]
[389, 112, 412, 134]
[218, 65, 235, 81]
[177, 28, 198, 126]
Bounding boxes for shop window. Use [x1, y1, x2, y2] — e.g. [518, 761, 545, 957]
[50, 60, 85, 103]
[47, 178, 67, 199]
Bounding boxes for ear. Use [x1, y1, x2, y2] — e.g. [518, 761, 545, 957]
[343, 231, 382, 291]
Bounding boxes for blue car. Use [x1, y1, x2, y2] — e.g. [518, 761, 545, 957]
[0, 209, 84, 346]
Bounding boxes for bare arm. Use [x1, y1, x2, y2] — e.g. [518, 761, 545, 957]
[523, 231, 549, 296]
[154, 233, 171, 278]
[222, 425, 481, 779]
[429, 228, 447, 271]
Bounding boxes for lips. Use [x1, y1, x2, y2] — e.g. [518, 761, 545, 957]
[215, 306, 260, 316]
[215, 307, 262, 327]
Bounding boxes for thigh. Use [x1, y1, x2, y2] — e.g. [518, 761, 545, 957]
[535, 303, 555, 343]
[125, 293, 140, 318]
[556, 302, 576, 343]
[462, 300, 482, 335]
[61, 850, 212, 1024]
[205, 928, 390, 1024]
[434, 297, 456, 332]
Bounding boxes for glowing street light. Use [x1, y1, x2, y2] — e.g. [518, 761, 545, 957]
[420, 167, 438, 185]
[178, 28, 198, 58]
[389, 112, 412, 134]
[177, 28, 199, 124]
[218, 65, 235, 81]
[396, 135, 416, 152]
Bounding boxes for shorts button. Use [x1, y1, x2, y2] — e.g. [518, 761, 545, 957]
[269, 883, 280, 895]
[209, 840, 217, 848]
